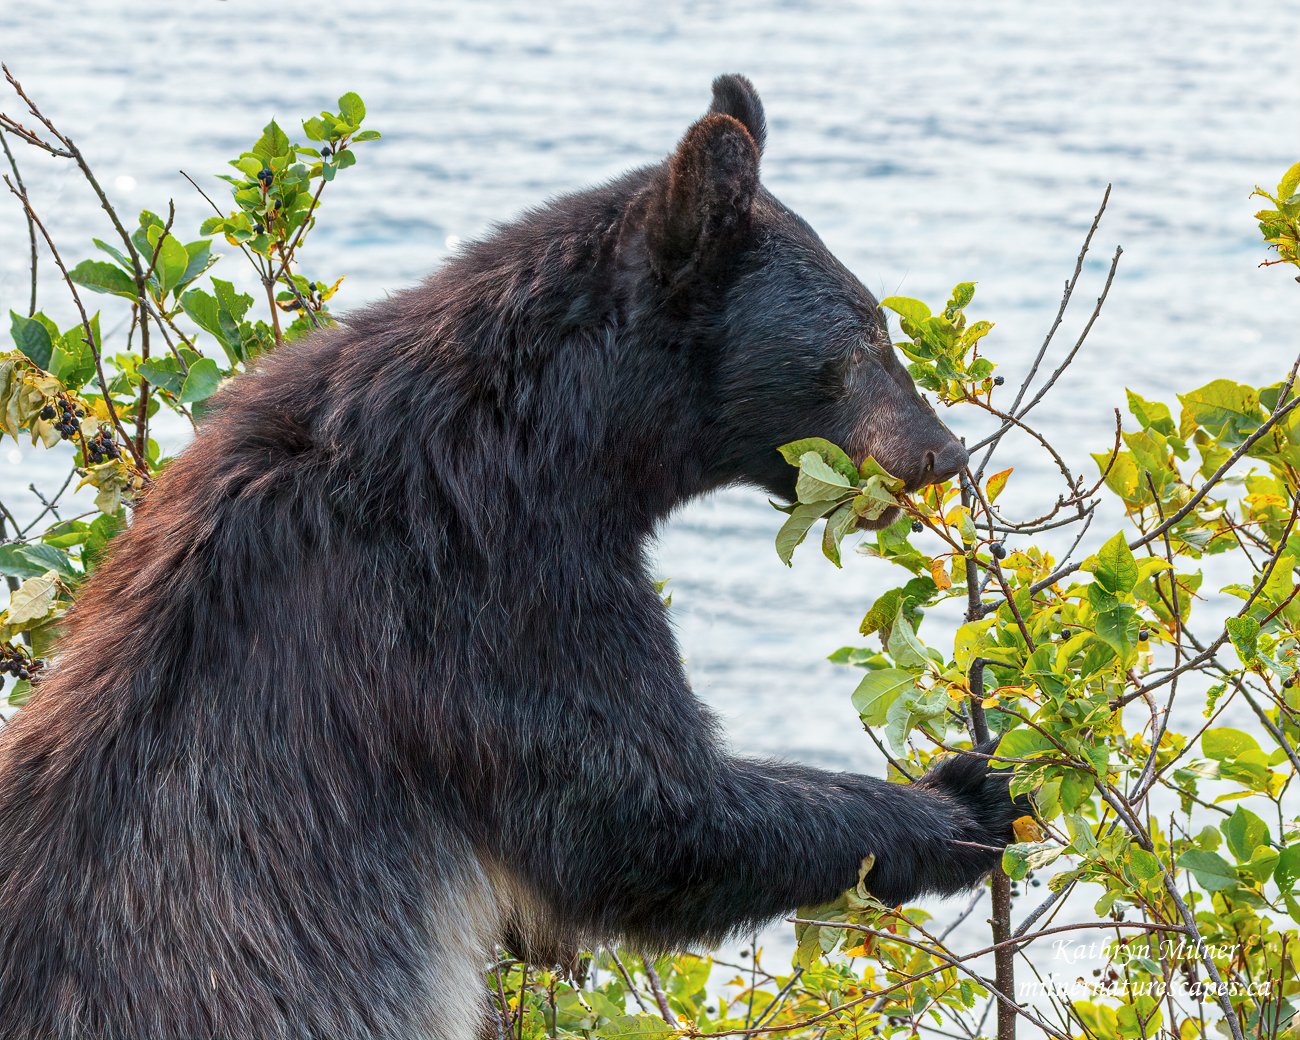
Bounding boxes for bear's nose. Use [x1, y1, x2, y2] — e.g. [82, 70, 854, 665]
[920, 440, 969, 487]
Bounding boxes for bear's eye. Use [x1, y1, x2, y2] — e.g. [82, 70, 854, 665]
[818, 342, 861, 394]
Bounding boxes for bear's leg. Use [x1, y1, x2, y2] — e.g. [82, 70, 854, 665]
[507, 748, 1020, 953]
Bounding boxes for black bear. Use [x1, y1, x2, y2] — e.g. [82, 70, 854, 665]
[0, 76, 1015, 1040]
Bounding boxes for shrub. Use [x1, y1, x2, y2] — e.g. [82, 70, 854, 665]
[2, 68, 1297, 1040]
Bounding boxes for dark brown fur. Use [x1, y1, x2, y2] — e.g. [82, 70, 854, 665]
[0, 76, 1008, 1040]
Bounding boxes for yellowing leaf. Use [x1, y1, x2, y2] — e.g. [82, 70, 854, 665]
[986, 467, 1013, 504]
[928, 556, 952, 590]
[1013, 815, 1045, 842]
[5, 570, 60, 626]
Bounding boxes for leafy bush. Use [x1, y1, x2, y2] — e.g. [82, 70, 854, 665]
[0, 66, 377, 696]
[2, 68, 1297, 1040]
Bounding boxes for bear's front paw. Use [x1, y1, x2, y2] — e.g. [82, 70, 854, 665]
[918, 739, 1030, 860]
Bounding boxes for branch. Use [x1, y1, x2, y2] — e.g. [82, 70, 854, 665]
[0, 130, 36, 314]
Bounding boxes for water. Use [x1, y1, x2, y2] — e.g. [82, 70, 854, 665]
[2, 0, 1298, 990]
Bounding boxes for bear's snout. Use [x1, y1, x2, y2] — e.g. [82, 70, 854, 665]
[918, 438, 969, 488]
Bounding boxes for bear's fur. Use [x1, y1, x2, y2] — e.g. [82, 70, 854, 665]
[0, 76, 1013, 1040]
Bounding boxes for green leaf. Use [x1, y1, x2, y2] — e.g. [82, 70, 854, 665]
[880, 296, 931, 327]
[0, 542, 77, 580]
[10, 311, 54, 370]
[856, 456, 905, 492]
[777, 437, 857, 482]
[1126, 389, 1177, 437]
[137, 358, 184, 396]
[994, 728, 1057, 765]
[884, 685, 947, 753]
[180, 289, 222, 341]
[1277, 845, 1300, 894]
[850, 669, 916, 726]
[775, 500, 837, 566]
[1064, 814, 1096, 853]
[1278, 160, 1300, 201]
[1177, 849, 1238, 892]
[252, 120, 291, 161]
[92, 237, 134, 270]
[1202, 727, 1262, 763]
[886, 613, 927, 668]
[1243, 845, 1279, 883]
[145, 227, 189, 295]
[69, 259, 137, 299]
[176, 239, 216, 290]
[943, 281, 976, 317]
[1094, 531, 1138, 594]
[178, 357, 222, 404]
[1127, 847, 1161, 882]
[338, 92, 366, 125]
[1178, 380, 1264, 443]
[1094, 604, 1140, 662]
[50, 317, 99, 391]
[595, 1014, 675, 1040]
[795, 452, 852, 504]
[1221, 806, 1268, 862]
[1002, 841, 1062, 881]
[820, 502, 858, 567]
[860, 588, 905, 637]
[351, 129, 381, 142]
[1225, 616, 1260, 667]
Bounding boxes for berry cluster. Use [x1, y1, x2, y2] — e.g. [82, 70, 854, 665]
[84, 427, 122, 466]
[0, 643, 44, 684]
[42, 396, 85, 440]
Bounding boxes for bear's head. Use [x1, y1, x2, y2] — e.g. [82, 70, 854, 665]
[636, 75, 967, 527]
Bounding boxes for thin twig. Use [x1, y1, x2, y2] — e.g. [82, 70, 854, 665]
[0, 130, 36, 314]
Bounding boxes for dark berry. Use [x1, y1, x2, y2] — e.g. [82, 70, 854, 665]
[74, 407, 85, 418]
[254, 223, 264, 234]
[17, 669, 29, 681]
[911, 520, 923, 533]
[993, 375, 1005, 386]
[40, 404, 56, 420]
[321, 145, 332, 157]
[990, 541, 1006, 559]
[273, 198, 282, 210]
[258, 167, 273, 182]
[1283, 674, 1295, 688]
[1060, 629, 1071, 640]
[308, 282, 317, 292]
[1138, 629, 1150, 642]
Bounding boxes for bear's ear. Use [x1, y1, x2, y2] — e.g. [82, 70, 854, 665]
[644, 111, 760, 291]
[708, 73, 765, 157]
